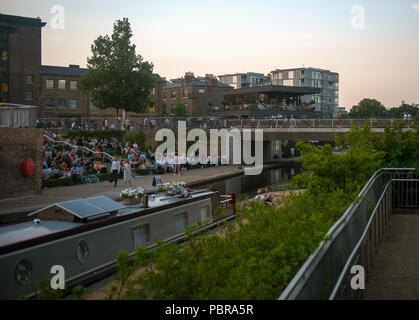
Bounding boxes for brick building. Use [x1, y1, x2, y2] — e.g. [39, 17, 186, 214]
[38, 63, 166, 119]
[0, 13, 46, 106]
[161, 72, 232, 116]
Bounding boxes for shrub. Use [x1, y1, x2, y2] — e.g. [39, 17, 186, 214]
[66, 130, 125, 142]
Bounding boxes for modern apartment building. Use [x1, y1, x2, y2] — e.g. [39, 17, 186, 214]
[0, 14, 46, 106]
[270, 67, 339, 118]
[218, 72, 268, 89]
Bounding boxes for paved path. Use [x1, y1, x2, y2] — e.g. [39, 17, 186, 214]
[363, 214, 419, 300]
[0, 161, 299, 224]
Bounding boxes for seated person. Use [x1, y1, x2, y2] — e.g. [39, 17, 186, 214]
[70, 163, 83, 185]
[263, 187, 274, 204]
[255, 189, 264, 201]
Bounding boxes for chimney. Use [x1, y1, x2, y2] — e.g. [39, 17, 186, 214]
[184, 72, 195, 84]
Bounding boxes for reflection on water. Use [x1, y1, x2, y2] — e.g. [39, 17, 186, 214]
[197, 165, 303, 195]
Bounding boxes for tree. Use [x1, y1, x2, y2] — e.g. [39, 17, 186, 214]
[80, 18, 154, 117]
[172, 104, 189, 117]
[349, 99, 388, 118]
[388, 103, 418, 119]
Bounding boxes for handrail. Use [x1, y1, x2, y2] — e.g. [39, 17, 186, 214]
[328, 179, 392, 299]
[279, 168, 416, 300]
[43, 134, 114, 160]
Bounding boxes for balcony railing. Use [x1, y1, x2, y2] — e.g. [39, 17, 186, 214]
[278, 168, 419, 300]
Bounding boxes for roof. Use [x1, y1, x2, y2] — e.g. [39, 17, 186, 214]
[162, 80, 233, 90]
[271, 67, 338, 74]
[0, 13, 46, 27]
[41, 65, 89, 77]
[29, 196, 125, 220]
[218, 72, 266, 77]
[0, 220, 83, 248]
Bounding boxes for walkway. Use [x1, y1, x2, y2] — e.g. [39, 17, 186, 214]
[0, 161, 298, 224]
[364, 214, 419, 300]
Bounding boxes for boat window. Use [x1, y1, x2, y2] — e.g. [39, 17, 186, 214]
[76, 240, 89, 264]
[200, 205, 210, 222]
[175, 212, 188, 233]
[132, 224, 150, 248]
[15, 258, 32, 286]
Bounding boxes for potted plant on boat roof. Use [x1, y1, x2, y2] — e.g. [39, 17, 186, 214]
[120, 187, 145, 205]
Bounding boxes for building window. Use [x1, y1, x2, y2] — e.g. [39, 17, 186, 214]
[89, 101, 96, 110]
[69, 99, 78, 109]
[58, 80, 66, 89]
[171, 91, 176, 99]
[175, 212, 188, 233]
[183, 89, 189, 97]
[200, 205, 210, 222]
[198, 88, 206, 94]
[70, 80, 77, 90]
[45, 98, 54, 108]
[132, 224, 150, 248]
[1, 49, 7, 61]
[163, 92, 167, 100]
[58, 98, 66, 108]
[171, 104, 176, 113]
[24, 91, 33, 100]
[0, 65, 7, 78]
[26, 75, 33, 85]
[46, 79, 54, 89]
[1, 82, 8, 94]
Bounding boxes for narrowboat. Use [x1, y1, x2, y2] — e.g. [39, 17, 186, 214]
[0, 188, 227, 299]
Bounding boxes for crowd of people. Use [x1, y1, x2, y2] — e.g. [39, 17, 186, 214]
[41, 129, 225, 188]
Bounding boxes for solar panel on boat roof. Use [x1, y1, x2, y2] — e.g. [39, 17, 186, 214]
[58, 200, 106, 219]
[85, 196, 125, 212]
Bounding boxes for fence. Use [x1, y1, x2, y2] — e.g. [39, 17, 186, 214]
[0, 104, 38, 128]
[279, 168, 418, 300]
[36, 117, 416, 131]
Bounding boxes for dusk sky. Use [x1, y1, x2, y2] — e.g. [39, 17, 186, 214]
[2, 0, 419, 110]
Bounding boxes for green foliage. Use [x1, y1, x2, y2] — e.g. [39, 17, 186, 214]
[171, 104, 189, 117]
[125, 131, 146, 147]
[293, 125, 384, 195]
[349, 98, 387, 117]
[106, 123, 417, 300]
[72, 285, 85, 300]
[79, 18, 154, 114]
[22, 278, 64, 300]
[370, 121, 419, 169]
[66, 129, 125, 142]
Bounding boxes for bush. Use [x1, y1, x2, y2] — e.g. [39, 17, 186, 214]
[66, 130, 125, 142]
[42, 177, 72, 188]
[125, 131, 146, 147]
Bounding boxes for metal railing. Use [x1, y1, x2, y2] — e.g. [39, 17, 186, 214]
[0, 103, 38, 128]
[279, 168, 418, 300]
[36, 117, 416, 131]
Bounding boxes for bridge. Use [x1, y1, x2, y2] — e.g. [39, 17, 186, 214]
[279, 168, 419, 300]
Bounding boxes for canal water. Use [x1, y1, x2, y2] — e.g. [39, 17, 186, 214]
[194, 165, 303, 195]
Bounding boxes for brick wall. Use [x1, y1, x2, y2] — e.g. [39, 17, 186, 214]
[0, 128, 43, 199]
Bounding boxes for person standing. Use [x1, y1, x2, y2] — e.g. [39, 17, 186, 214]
[123, 158, 134, 186]
[110, 156, 121, 187]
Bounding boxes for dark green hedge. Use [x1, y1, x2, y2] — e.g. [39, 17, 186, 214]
[42, 173, 113, 188]
[65, 130, 125, 142]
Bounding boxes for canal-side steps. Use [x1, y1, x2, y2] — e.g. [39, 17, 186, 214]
[278, 168, 419, 300]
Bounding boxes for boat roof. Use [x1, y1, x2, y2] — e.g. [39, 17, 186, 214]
[28, 196, 125, 220]
[0, 220, 83, 248]
[0, 190, 216, 250]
